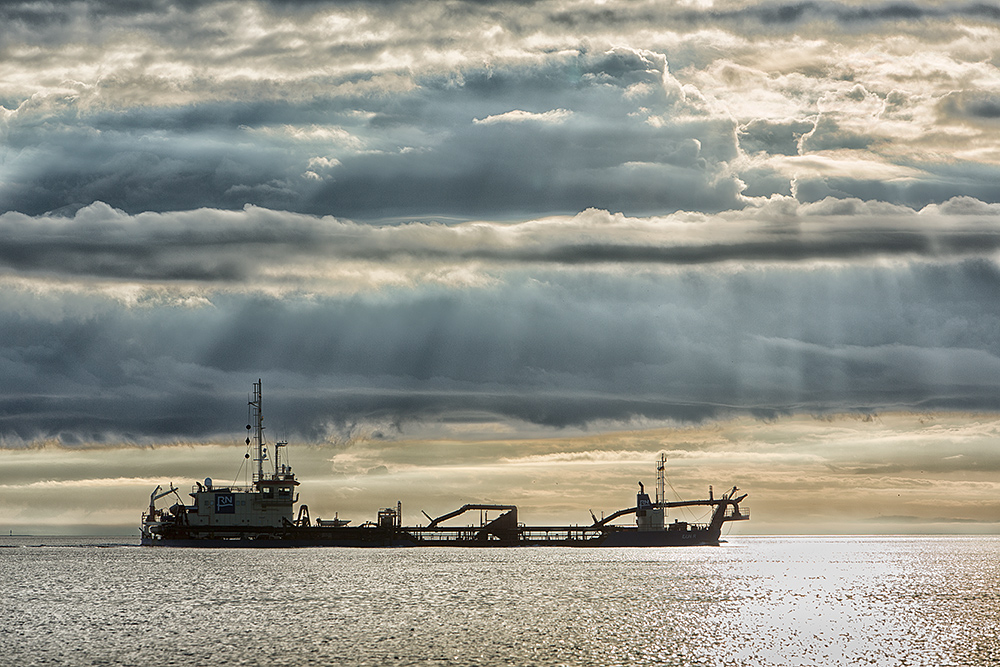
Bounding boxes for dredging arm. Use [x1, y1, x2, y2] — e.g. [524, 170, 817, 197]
[424, 504, 518, 528]
[593, 486, 747, 526]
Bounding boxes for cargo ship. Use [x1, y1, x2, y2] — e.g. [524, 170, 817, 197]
[140, 380, 749, 547]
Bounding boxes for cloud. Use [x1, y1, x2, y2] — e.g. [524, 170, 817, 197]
[474, 109, 573, 125]
[5, 0, 1000, 220]
[740, 118, 816, 157]
[0, 45, 745, 218]
[937, 90, 1000, 125]
[5, 200, 1000, 292]
[3, 220, 1000, 444]
[925, 196, 1000, 216]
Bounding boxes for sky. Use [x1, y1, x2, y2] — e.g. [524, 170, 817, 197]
[2, 0, 1000, 535]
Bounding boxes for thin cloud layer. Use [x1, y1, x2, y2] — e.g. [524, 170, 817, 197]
[3, 199, 1000, 287]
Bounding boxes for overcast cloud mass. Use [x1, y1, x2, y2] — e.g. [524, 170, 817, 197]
[3, 0, 1000, 530]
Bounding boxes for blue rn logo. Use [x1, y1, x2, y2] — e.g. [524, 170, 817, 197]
[215, 493, 236, 514]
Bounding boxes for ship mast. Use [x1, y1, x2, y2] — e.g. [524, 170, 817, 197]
[656, 452, 666, 508]
[250, 378, 265, 486]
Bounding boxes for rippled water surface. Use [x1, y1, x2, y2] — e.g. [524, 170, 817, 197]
[2, 536, 998, 666]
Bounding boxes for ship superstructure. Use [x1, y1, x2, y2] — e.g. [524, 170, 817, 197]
[141, 380, 300, 541]
[141, 380, 749, 547]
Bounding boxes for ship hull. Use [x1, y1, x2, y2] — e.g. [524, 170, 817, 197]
[140, 525, 724, 548]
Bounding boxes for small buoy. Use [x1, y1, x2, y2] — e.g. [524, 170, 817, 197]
[245, 453, 250, 459]
[246, 437, 251, 445]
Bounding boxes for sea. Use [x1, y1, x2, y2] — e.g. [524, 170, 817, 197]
[1, 536, 997, 666]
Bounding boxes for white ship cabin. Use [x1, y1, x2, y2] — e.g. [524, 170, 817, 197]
[187, 467, 299, 528]
[635, 481, 665, 531]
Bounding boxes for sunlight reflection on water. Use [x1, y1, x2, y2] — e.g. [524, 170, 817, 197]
[1, 536, 997, 666]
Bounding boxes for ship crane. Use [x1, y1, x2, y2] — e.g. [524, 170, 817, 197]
[148, 483, 180, 516]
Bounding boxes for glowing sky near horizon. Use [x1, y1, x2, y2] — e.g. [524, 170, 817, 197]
[2, 0, 1000, 532]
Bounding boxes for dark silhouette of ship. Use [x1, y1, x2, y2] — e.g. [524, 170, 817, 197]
[141, 380, 749, 547]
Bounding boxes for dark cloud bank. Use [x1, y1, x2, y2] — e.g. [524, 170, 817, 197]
[1, 47, 745, 219]
[3, 256, 1000, 445]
